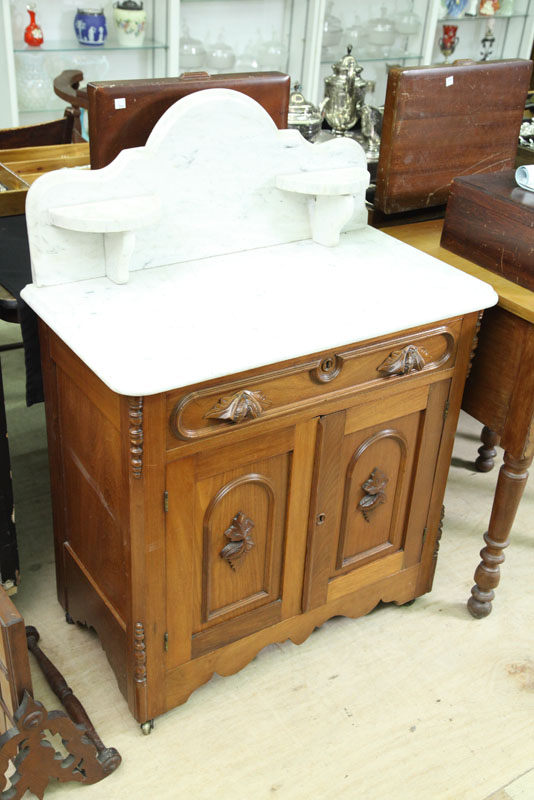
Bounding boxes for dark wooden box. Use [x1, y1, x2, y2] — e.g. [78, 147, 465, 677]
[441, 171, 534, 290]
[88, 71, 290, 169]
[375, 59, 532, 215]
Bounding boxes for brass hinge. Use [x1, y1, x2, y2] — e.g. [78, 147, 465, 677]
[443, 400, 450, 422]
[163, 491, 168, 512]
[164, 632, 168, 652]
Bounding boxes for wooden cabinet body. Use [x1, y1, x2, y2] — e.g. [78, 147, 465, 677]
[40, 312, 477, 725]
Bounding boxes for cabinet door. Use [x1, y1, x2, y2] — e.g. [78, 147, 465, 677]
[165, 421, 316, 666]
[303, 380, 450, 610]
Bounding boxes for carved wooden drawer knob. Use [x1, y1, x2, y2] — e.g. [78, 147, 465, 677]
[205, 389, 271, 423]
[220, 512, 255, 570]
[359, 467, 388, 522]
[377, 345, 428, 376]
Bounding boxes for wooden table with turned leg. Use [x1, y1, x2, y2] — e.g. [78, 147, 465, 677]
[383, 218, 534, 619]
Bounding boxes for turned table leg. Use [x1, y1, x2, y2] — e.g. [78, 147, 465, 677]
[475, 426, 500, 473]
[468, 451, 532, 619]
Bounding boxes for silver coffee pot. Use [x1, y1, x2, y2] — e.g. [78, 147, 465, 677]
[320, 45, 368, 136]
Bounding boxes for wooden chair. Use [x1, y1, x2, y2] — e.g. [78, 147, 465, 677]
[52, 69, 88, 143]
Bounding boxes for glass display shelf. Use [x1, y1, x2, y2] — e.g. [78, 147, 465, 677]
[13, 39, 167, 53]
[438, 13, 528, 20]
[321, 51, 424, 65]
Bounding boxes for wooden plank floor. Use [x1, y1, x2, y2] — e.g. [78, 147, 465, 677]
[1, 319, 533, 800]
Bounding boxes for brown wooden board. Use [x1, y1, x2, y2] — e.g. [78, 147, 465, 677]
[0, 589, 31, 733]
[88, 71, 291, 169]
[441, 171, 534, 291]
[375, 59, 533, 215]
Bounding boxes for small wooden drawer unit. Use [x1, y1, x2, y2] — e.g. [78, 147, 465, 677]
[39, 311, 478, 728]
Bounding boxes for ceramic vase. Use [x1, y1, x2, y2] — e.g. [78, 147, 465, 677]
[24, 4, 44, 47]
[74, 8, 107, 47]
[439, 23, 459, 61]
[113, 1, 147, 47]
[479, 0, 500, 14]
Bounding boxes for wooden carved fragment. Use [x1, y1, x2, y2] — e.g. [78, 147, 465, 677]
[377, 345, 428, 376]
[205, 390, 271, 424]
[134, 622, 147, 685]
[0, 692, 120, 799]
[128, 397, 143, 478]
[0, 624, 122, 800]
[359, 468, 388, 522]
[434, 505, 445, 562]
[25, 627, 121, 781]
[220, 512, 255, 570]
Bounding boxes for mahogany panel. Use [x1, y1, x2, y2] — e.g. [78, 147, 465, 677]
[88, 72, 291, 169]
[375, 59, 532, 214]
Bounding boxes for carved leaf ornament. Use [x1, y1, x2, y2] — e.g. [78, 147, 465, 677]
[0, 691, 119, 799]
[205, 390, 271, 424]
[377, 345, 428, 376]
[220, 512, 255, 570]
[359, 467, 388, 522]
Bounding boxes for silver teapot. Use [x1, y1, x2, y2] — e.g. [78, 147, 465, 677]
[320, 46, 367, 136]
[287, 83, 323, 141]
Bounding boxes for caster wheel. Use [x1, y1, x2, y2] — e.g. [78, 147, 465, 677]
[140, 720, 154, 736]
[65, 612, 75, 625]
[402, 598, 416, 607]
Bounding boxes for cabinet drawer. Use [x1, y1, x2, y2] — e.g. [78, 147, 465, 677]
[167, 320, 460, 446]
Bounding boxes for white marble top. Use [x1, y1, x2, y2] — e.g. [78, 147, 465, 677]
[21, 226, 497, 397]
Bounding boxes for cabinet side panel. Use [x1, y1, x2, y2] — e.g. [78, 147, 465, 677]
[39, 326, 130, 705]
[39, 324, 68, 608]
[56, 367, 127, 622]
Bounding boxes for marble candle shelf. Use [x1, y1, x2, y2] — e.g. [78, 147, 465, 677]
[48, 194, 161, 284]
[276, 167, 368, 246]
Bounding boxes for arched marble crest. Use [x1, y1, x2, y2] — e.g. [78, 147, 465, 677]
[26, 88, 369, 288]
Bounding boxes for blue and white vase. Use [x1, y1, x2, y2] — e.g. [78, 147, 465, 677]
[74, 8, 107, 47]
